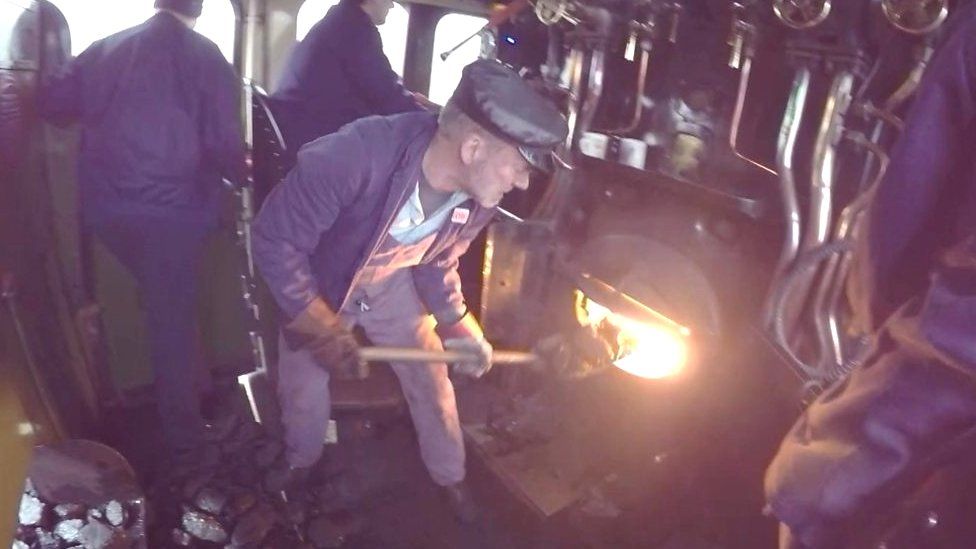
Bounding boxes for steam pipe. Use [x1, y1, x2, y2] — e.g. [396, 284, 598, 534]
[761, 66, 811, 328]
[779, 70, 855, 335]
[811, 134, 889, 369]
[770, 239, 855, 381]
[807, 48, 931, 368]
[808, 71, 855, 249]
[729, 55, 777, 175]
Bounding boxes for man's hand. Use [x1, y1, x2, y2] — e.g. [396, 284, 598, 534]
[283, 299, 367, 380]
[437, 312, 493, 378]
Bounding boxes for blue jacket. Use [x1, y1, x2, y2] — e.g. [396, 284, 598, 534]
[251, 112, 494, 322]
[766, 7, 976, 547]
[39, 12, 245, 225]
[270, 0, 420, 152]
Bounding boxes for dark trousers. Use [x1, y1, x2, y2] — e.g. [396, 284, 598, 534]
[89, 211, 212, 452]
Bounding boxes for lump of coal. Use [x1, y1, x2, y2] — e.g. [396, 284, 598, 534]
[55, 518, 85, 543]
[181, 509, 227, 543]
[18, 493, 44, 525]
[54, 503, 86, 519]
[230, 503, 276, 547]
[79, 519, 130, 549]
[104, 500, 126, 527]
[34, 527, 60, 549]
[194, 486, 228, 515]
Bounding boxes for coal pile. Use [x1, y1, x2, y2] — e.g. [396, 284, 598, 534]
[139, 411, 371, 548]
[15, 479, 145, 549]
[13, 406, 380, 548]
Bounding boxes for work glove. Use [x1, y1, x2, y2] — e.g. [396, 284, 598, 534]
[283, 298, 367, 380]
[437, 311, 493, 378]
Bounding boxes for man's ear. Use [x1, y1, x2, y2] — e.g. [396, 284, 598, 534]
[459, 134, 483, 167]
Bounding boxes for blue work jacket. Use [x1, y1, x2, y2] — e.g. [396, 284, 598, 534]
[38, 12, 245, 226]
[270, 0, 420, 152]
[251, 112, 494, 323]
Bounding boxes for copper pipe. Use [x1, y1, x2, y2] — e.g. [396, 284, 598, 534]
[729, 55, 777, 175]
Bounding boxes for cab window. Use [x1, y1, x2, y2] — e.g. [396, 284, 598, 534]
[50, 0, 237, 62]
[296, 0, 409, 76]
[429, 13, 486, 105]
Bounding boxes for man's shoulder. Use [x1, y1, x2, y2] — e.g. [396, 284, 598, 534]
[300, 112, 435, 160]
[346, 112, 438, 141]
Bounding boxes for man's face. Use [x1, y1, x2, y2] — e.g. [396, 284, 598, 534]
[366, 0, 395, 25]
[460, 138, 532, 208]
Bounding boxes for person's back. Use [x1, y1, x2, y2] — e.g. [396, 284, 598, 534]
[37, 0, 245, 456]
[40, 8, 243, 226]
[270, 0, 419, 152]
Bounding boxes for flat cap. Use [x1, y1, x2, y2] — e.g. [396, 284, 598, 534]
[449, 59, 568, 171]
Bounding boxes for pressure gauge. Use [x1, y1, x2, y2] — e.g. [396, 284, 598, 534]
[773, 0, 832, 29]
[882, 0, 948, 35]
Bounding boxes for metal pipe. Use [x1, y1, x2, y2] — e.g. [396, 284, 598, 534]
[440, 25, 487, 61]
[761, 67, 811, 327]
[885, 43, 934, 113]
[812, 134, 889, 368]
[770, 239, 855, 381]
[729, 55, 777, 175]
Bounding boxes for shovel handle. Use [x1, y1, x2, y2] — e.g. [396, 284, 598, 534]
[358, 346, 537, 365]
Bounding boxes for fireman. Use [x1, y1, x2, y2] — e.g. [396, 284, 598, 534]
[765, 5, 976, 547]
[269, 0, 428, 154]
[252, 59, 566, 521]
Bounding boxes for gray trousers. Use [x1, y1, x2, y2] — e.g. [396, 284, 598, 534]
[275, 270, 465, 486]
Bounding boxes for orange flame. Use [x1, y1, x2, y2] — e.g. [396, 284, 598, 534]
[583, 298, 689, 379]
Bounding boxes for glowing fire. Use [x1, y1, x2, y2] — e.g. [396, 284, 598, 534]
[583, 298, 690, 379]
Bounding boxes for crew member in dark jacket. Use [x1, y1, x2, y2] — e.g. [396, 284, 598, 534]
[765, 6, 976, 547]
[252, 60, 566, 519]
[270, 0, 422, 153]
[39, 0, 246, 456]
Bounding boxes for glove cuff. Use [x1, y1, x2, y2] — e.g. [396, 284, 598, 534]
[436, 311, 484, 341]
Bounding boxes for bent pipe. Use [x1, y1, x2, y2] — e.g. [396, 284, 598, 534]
[812, 134, 889, 369]
[779, 70, 855, 335]
[769, 239, 855, 381]
[761, 66, 812, 328]
[729, 55, 778, 175]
